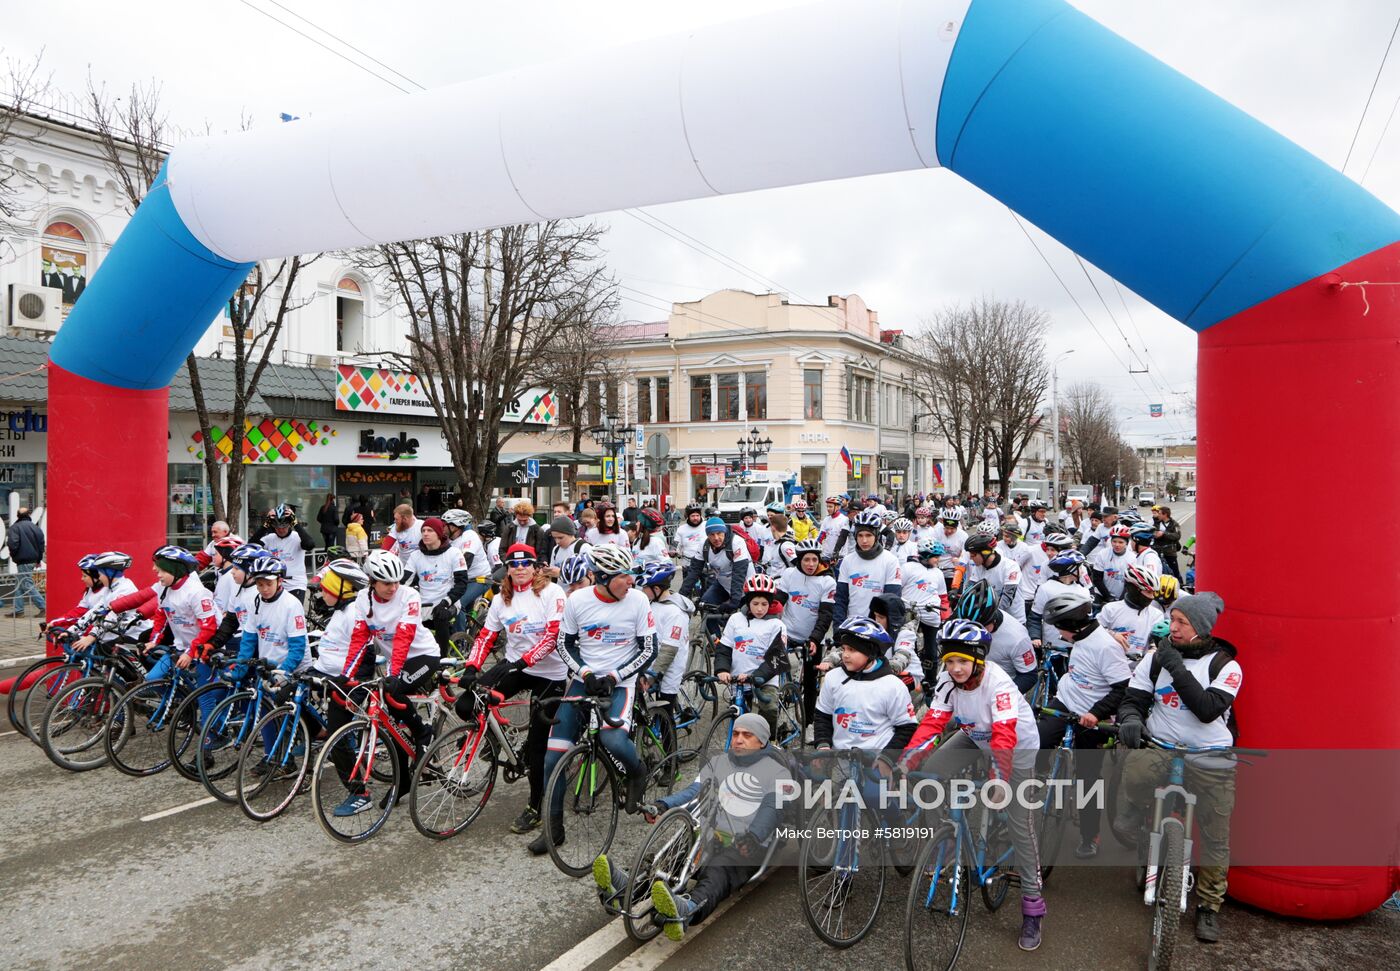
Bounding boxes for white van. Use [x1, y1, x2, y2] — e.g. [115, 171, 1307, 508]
[715, 477, 787, 522]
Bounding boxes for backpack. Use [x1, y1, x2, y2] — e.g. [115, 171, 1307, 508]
[1149, 645, 1238, 741]
[728, 524, 762, 563]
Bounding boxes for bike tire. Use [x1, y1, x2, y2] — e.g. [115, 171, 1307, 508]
[1038, 748, 1073, 884]
[21, 662, 87, 745]
[544, 741, 620, 878]
[798, 806, 887, 948]
[979, 809, 1013, 912]
[39, 676, 120, 772]
[197, 690, 260, 803]
[311, 718, 401, 844]
[636, 704, 676, 783]
[699, 710, 736, 765]
[167, 680, 229, 781]
[622, 806, 696, 943]
[408, 723, 499, 840]
[236, 703, 311, 822]
[1148, 818, 1186, 971]
[105, 678, 192, 777]
[903, 823, 970, 971]
[7, 656, 66, 741]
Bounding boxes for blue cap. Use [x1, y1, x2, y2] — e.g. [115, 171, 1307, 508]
[704, 516, 727, 534]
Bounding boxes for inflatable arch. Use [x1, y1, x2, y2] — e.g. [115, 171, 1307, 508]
[40, 0, 1400, 918]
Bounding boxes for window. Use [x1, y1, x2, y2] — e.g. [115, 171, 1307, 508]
[655, 376, 670, 422]
[336, 278, 365, 353]
[745, 371, 767, 420]
[848, 373, 874, 423]
[41, 221, 89, 317]
[690, 375, 712, 421]
[717, 372, 740, 421]
[804, 369, 823, 419]
[637, 378, 652, 423]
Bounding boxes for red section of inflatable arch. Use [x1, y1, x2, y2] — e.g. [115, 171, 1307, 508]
[1198, 240, 1400, 919]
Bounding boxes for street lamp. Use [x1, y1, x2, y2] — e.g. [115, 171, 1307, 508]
[736, 426, 771, 474]
[1051, 349, 1075, 509]
[588, 413, 632, 501]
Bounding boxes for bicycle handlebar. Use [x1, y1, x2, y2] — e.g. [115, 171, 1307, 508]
[1145, 735, 1267, 757]
[1038, 706, 1120, 734]
[536, 693, 625, 729]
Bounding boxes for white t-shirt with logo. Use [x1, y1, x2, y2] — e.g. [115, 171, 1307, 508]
[1091, 546, 1133, 599]
[385, 519, 424, 564]
[936, 528, 967, 573]
[313, 605, 361, 677]
[453, 529, 492, 579]
[650, 595, 693, 696]
[259, 530, 311, 591]
[987, 611, 1037, 679]
[484, 581, 568, 682]
[154, 577, 217, 651]
[927, 662, 1038, 763]
[777, 567, 836, 642]
[817, 513, 849, 559]
[900, 559, 948, 627]
[837, 549, 902, 622]
[718, 612, 786, 678]
[560, 587, 657, 686]
[1133, 547, 1164, 577]
[1098, 600, 1166, 664]
[348, 585, 440, 671]
[1129, 646, 1242, 749]
[406, 545, 467, 607]
[674, 522, 707, 561]
[966, 556, 1026, 622]
[1053, 625, 1133, 716]
[242, 591, 310, 672]
[816, 664, 918, 751]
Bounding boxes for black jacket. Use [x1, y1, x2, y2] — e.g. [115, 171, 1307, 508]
[1119, 636, 1239, 728]
[1154, 517, 1182, 556]
[501, 521, 544, 557]
[4, 516, 45, 564]
[317, 505, 340, 535]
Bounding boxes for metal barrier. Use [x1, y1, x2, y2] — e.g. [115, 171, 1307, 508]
[0, 568, 48, 661]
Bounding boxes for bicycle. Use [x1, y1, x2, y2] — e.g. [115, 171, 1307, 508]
[103, 651, 208, 777]
[1034, 706, 1120, 882]
[235, 667, 333, 822]
[13, 616, 143, 744]
[696, 673, 803, 760]
[195, 658, 278, 803]
[38, 635, 149, 772]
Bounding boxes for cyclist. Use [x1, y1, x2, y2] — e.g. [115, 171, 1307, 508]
[902, 537, 950, 623]
[890, 517, 917, 562]
[680, 517, 752, 641]
[202, 544, 269, 661]
[714, 573, 790, 741]
[870, 594, 924, 708]
[49, 554, 102, 633]
[587, 502, 627, 548]
[963, 534, 1026, 623]
[1008, 522, 1049, 620]
[440, 509, 493, 619]
[206, 536, 245, 621]
[1025, 499, 1051, 543]
[379, 503, 423, 563]
[789, 498, 818, 542]
[1028, 552, 1090, 653]
[107, 546, 218, 687]
[342, 550, 442, 773]
[912, 505, 938, 546]
[674, 504, 708, 562]
[813, 617, 918, 753]
[935, 509, 968, 586]
[476, 519, 502, 573]
[833, 510, 904, 630]
[457, 543, 569, 835]
[1089, 523, 1134, 603]
[1035, 589, 1133, 859]
[636, 561, 693, 715]
[955, 580, 1038, 692]
[251, 504, 316, 604]
[1129, 524, 1164, 576]
[405, 517, 469, 654]
[631, 508, 670, 567]
[760, 524, 797, 580]
[534, 544, 657, 854]
[817, 495, 850, 562]
[559, 554, 593, 595]
[777, 539, 836, 728]
[901, 619, 1046, 952]
[73, 550, 154, 645]
[1115, 592, 1241, 945]
[234, 556, 312, 773]
[1081, 505, 1118, 557]
[1098, 564, 1165, 667]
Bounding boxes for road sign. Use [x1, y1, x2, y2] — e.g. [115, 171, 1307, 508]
[602, 457, 615, 484]
[644, 432, 671, 462]
[1149, 403, 1163, 417]
[853, 457, 863, 479]
[634, 426, 645, 456]
[635, 459, 648, 480]
[525, 458, 540, 480]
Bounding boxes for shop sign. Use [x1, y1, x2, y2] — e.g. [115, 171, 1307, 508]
[335, 365, 557, 425]
[358, 428, 420, 461]
[0, 407, 47, 462]
[337, 468, 414, 485]
[189, 418, 335, 464]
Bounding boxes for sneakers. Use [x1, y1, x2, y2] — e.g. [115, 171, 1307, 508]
[528, 820, 563, 856]
[593, 854, 634, 901]
[1074, 837, 1100, 859]
[251, 759, 297, 779]
[1195, 906, 1220, 943]
[511, 806, 541, 834]
[650, 879, 698, 942]
[333, 792, 374, 817]
[1019, 895, 1046, 951]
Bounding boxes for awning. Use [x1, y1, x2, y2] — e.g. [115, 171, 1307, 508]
[498, 451, 601, 466]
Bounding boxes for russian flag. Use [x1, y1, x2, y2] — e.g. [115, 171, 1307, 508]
[839, 445, 853, 471]
[933, 462, 944, 485]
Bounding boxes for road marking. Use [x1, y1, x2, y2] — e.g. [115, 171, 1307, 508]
[0, 730, 18, 739]
[604, 887, 748, 971]
[0, 653, 49, 668]
[140, 796, 217, 822]
[538, 915, 631, 971]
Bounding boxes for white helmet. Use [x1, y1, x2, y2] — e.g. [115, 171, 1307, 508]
[587, 544, 635, 579]
[441, 509, 473, 530]
[364, 549, 408, 584]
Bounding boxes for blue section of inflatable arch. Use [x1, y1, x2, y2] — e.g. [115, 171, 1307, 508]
[938, 0, 1400, 329]
[48, 163, 253, 390]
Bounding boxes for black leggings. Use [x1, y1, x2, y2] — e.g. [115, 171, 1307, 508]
[689, 862, 759, 924]
[454, 666, 564, 812]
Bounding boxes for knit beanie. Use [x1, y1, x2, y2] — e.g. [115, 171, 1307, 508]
[1171, 591, 1225, 639]
[733, 712, 771, 746]
[550, 515, 576, 536]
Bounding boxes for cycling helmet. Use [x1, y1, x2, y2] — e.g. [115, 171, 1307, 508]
[317, 559, 369, 600]
[939, 508, 962, 524]
[78, 554, 100, 578]
[441, 509, 473, 530]
[639, 561, 677, 589]
[475, 520, 498, 539]
[271, 504, 296, 525]
[1129, 524, 1156, 545]
[937, 619, 991, 664]
[973, 520, 999, 536]
[916, 537, 947, 560]
[228, 544, 270, 570]
[790, 498, 808, 513]
[638, 508, 665, 532]
[793, 539, 823, 566]
[92, 551, 133, 574]
[964, 534, 997, 557]
[836, 617, 895, 658]
[1124, 563, 1160, 596]
[915, 505, 933, 518]
[1028, 499, 1048, 511]
[824, 495, 842, 506]
[364, 549, 408, 584]
[1046, 550, 1086, 577]
[880, 511, 899, 526]
[245, 555, 287, 580]
[1151, 617, 1172, 640]
[850, 510, 884, 534]
[1042, 532, 1076, 551]
[685, 503, 703, 517]
[1108, 524, 1132, 540]
[953, 579, 999, 626]
[1001, 521, 1023, 537]
[153, 545, 199, 578]
[1155, 574, 1180, 608]
[211, 535, 242, 558]
[740, 507, 758, 520]
[742, 574, 778, 601]
[587, 544, 635, 580]
[560, 555, 592, 586]
[892, 517, 914, 533]
[1042, 587, 1095, 632]
[765, 501, 786, 515]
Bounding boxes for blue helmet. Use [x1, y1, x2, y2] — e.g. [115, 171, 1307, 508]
[560, 554, 592, 586]
[638, 561, 677, 589]
[153, 545, 198, 578]
[938, 619, 991, 663]
[1047, 550, 1086, 577]
[78, 553, 99, 572]
[229, 544, 271, 570]
[836, 617, 894, 657]
[916, 538, 946, 560]
[1129, 524, 1156, 545]
[953, 579, 998, 626]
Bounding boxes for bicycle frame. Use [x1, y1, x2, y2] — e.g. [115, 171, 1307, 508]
[1143, 752, 1198, 912]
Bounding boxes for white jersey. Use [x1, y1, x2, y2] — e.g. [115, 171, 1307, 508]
[1025, 516, 1048, 543]
[817, 514, 849, 559]
[153, 577, 217, 652]
[1019, 543, 1049, 601]
[674, 522, 707, 561]
[718, 612, 786, 678]
[777, 567, 837, 642]
[817, 663, 918, 751]
[1091, 545, 1133, 599]
[560, 586, 657, 686]
[347, 585, 440, 672]
[651, 595, 693, 696]
[632, 532, 670, 567]
[925, 662, 1038, 765]
[242, 591, 310, 672]
[987, 612, 1037, 679]
[212, 568, 240, 620]
[453, 530, 492, 579]
[697, 534, 751, 589]
[406, 545, 466, 607]
[100, 576, 152, 638]
[259, 530, 311, 592]
[1053, 625, 1133, 716]
[998, 540, 1035, 580]
[982, 506, 1002, 526]
[1097, 600, 1165, 664]
[1031, 579, 1081, 650]
[892, 538, 918, 563]
[585, 527, 629, 548]
[549, 539, 592, 575]
[484, 582, 568, 682]
[966, 556, 1025, 623]
[384, 519, 424, 564]
[837, 549, 902, 623]
[1133, 547, 1164, 577]
[912, 524, 939, 547]
[900, 560, 947, 627]
[936, 528, 967, 573]
[486, 537, 502, 570]
[1130, 646, 1242, 749]
[313, 606, 361, 677]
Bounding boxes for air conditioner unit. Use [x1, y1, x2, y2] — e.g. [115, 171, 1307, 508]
[8, 284, 62, 334]
[310, 353, 339, 368]
[666, 458, 686, 473]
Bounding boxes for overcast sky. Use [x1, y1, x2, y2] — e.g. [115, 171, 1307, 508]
[8, 0, 1400, 444]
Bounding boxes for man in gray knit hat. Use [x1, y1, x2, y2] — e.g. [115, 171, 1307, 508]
[545, 515, 591, 579]
[1115, 590, 1242, 945]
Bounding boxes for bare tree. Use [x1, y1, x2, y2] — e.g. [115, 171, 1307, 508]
[977, 299, 1050, 495]
[358, 223, 616, 516]
[541, 319, 629, 454]
[84, 80, 312, 529]
[0, 50, 52, 255]
[908, 313, 987, 493]
[1061, 381, 1120, 499]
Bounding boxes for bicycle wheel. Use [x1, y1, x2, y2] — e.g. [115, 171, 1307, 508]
[106, 678, 191, 777]
[168, 680, 229, 781]
[544, 741, 620, 878]
[236, 704, 311, 822]
[311, 719, 400, 843]
[673, 672, 710, 744]
[622, 806, 697, 943]
[7, 656, 67, 741]
[408, 723, 499, 839]
[799, 806, 887, 947]
[635, 704, 676, 783]
[21, 662, 86, 745]
[1148, 818, 1186, 971]
[40, 676, 121, 772]
[978, 809, 1013, 912]
[1037, 747, 1074, 884]
[197, 690, 260, 803]
[773, 685, 805, 749]
[904, 824, 970, 971]
[699, 709, 736, 765]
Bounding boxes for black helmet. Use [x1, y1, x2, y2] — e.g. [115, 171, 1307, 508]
[476, 520, 498, 539]
[953, 579, 999, 626]
[964, 534, 997, 557]
[685, 503, 703, 516]
[1042, 588, 1095, 632]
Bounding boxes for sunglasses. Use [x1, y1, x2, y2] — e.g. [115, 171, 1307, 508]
[507, 558, 536, 568]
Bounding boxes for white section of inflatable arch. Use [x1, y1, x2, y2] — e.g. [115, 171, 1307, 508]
[168, 0, 970, 263]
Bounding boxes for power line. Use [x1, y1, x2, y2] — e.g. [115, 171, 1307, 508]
[1361, 86, 1400, 185]
[260, 0, 426, 91]
[234, 0, 417, 95]
[1342, 13, 1400, 173]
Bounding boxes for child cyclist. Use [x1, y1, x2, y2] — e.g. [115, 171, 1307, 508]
[813, 617, 918, 754]
[108, 546, 217, 685]
[405, 517, 470, 653]
[715, 573, 790, 741]
[453, 543, 569, 835]
[234, 556, 313, 776]
[533, 544, 657, 855]
[776, 539, 836, 729]
[558, 554, 593, 595]
[900, 619, 1047, 952]
[635, 561, 694, 715]
[1097, 564, 1165, 668]
[72, 551, 154, 647]
[308, 558, 377, 817]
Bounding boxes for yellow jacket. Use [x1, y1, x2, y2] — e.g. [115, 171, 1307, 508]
[792, 515, 818, 542]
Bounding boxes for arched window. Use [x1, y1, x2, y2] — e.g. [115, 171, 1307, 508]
[336, 275, 365, 353]
[41, 220, 90, 316]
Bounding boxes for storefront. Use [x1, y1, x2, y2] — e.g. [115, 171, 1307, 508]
[0, 406, 47, 526]
[879, 451, 910, 503]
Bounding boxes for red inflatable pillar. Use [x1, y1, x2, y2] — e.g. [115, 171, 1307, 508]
[1198, 241, 1400, 918]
